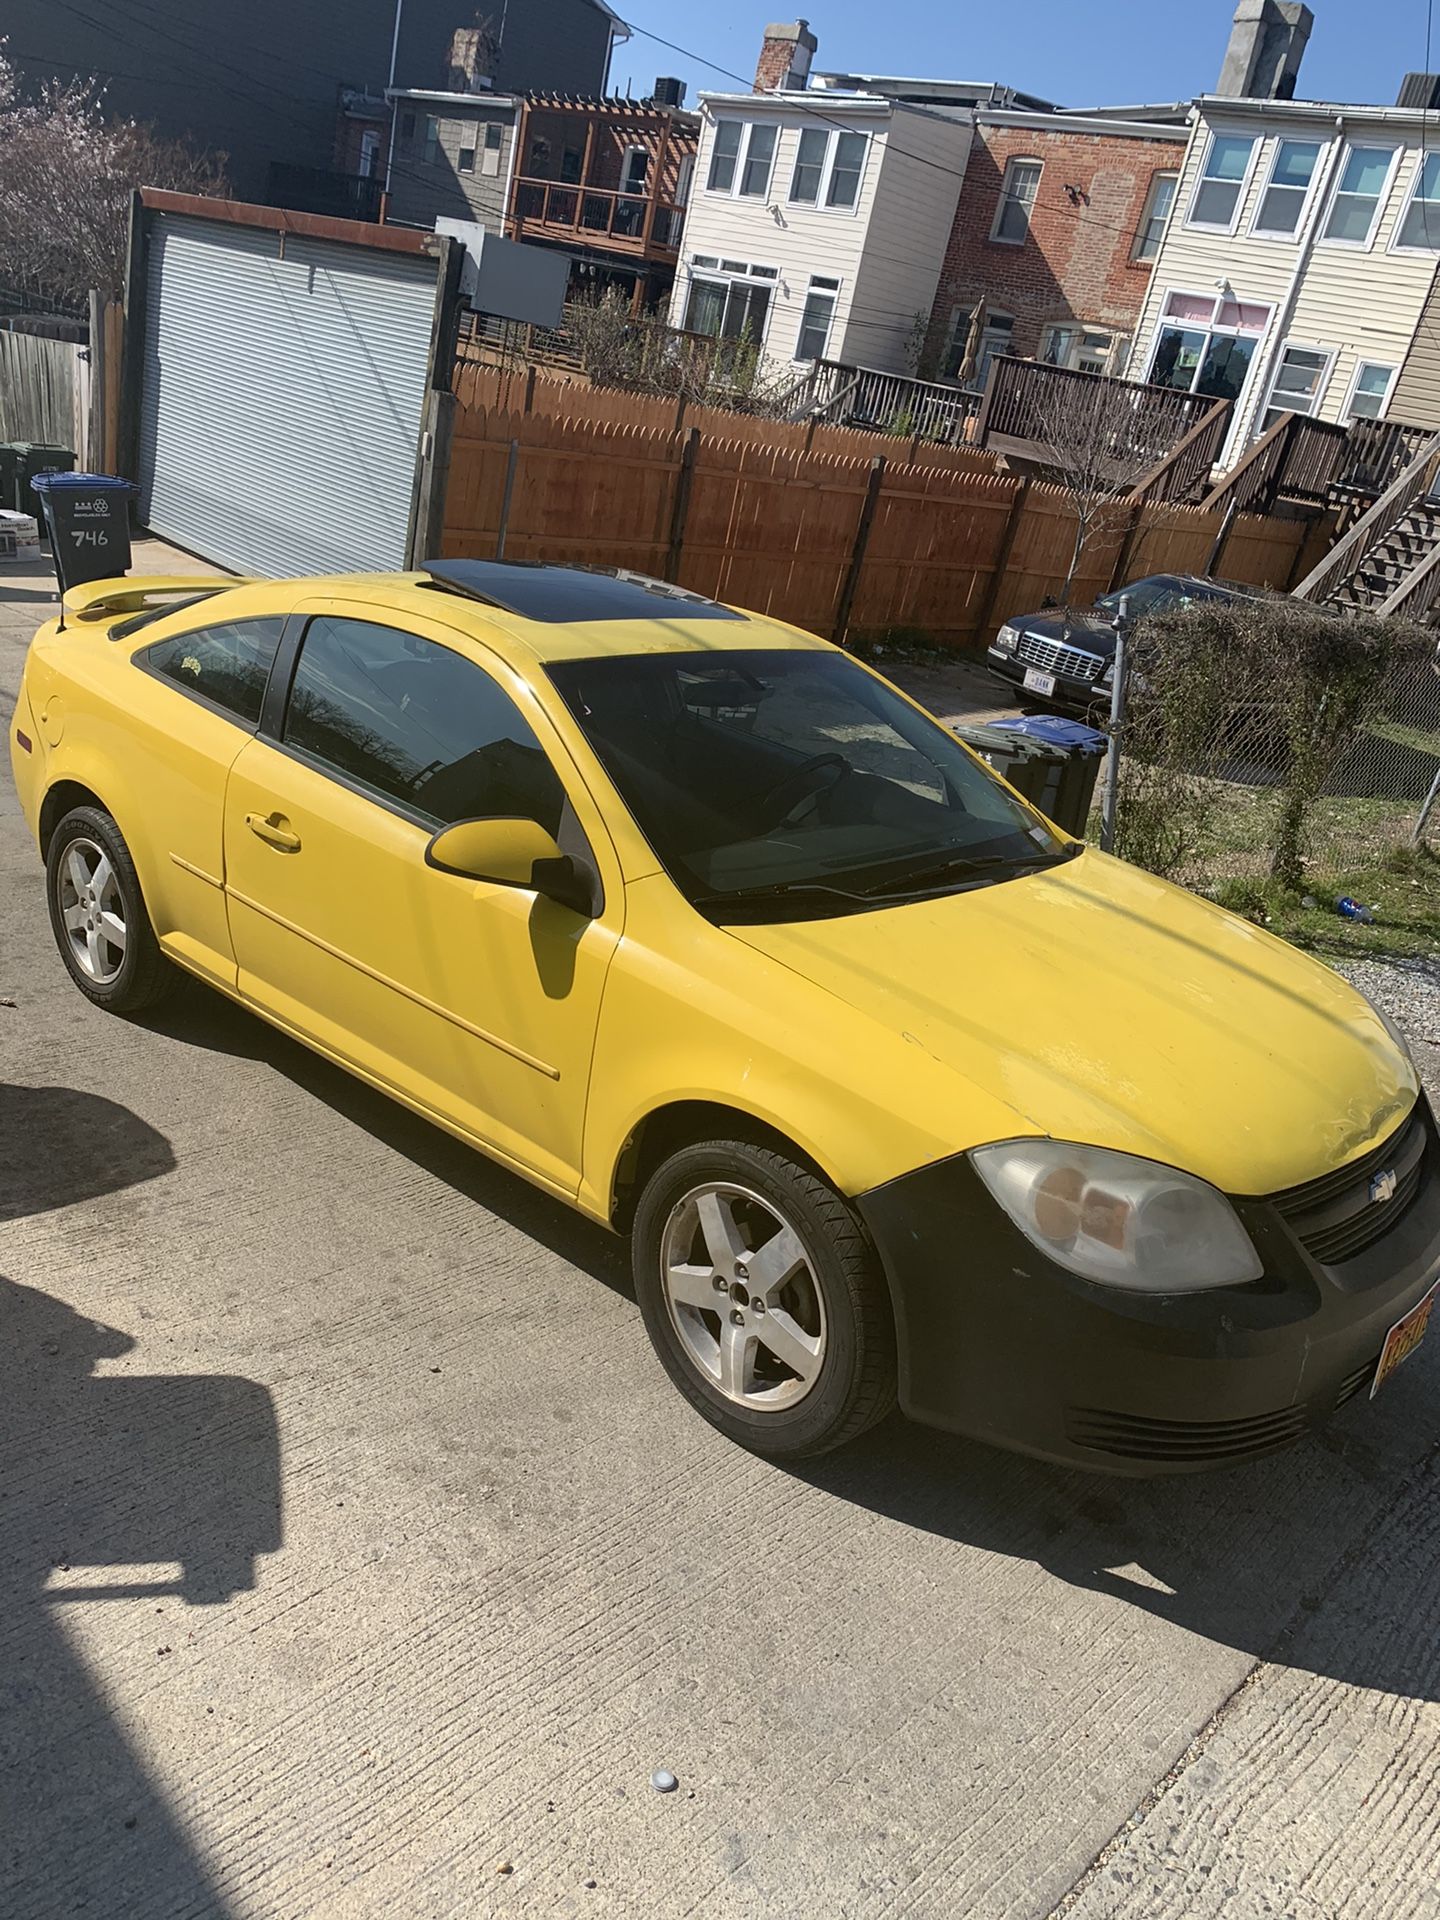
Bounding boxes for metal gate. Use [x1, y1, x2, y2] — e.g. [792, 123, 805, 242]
[133, 202, 448, 577]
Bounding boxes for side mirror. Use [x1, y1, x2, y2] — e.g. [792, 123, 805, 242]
[425, 817, 596, 916]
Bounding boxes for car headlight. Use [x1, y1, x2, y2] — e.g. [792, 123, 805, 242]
[970, 1140, 1263, 1292]
[995, 624, 1020, 654]
[1369, 998, 1415, 1066]
[1098, 660, 1114, 685]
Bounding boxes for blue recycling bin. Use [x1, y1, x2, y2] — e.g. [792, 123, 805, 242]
[990, 715, 1108, 834]
[31, 471, 136, 593]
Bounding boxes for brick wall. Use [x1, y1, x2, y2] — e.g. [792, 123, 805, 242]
[927, 123, 1184, 372]
[754, 21, 817, 92]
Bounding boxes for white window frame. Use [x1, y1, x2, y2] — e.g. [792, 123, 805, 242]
[1184, 129, 1259, 237]
[705, 119, 743, 194]
[1248, 135, 1325, 240]
[674, 152, 695, 207]
[1258, 340, 1336, 433]
[620, 144, 650, 197]
[1143, 286, 1275, 407]
[795, 275, 842, 361]
[1131, 169, 1178, 262]
[734, 121, 778, 200]
[1342, 359, 1398, 420]
[682, 256, 777, 348]
[785, 125, 871, 213]
[1042, 322, 1129, 376]
[1388, 148, 1440, 255]
[990, 157, 1042, 245]
[1318, 140, 1402, 252]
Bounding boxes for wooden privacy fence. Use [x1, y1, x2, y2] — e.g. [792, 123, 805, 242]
[0, 330, 82, 448]
[439, 389, 1332, 650]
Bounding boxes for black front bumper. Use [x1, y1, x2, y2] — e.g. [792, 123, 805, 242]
[985, 647, 1108, 718]
[857, 1102, 1440, 1473]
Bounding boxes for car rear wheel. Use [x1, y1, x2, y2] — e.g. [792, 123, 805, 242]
[632, 1138, 897, 1458]
[45, 805, 173, 1014]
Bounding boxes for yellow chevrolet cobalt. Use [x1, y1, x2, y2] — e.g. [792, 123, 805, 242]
[11, 562, 1439, 1469]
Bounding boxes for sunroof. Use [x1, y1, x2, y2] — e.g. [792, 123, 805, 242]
[422, 560, 744, 624]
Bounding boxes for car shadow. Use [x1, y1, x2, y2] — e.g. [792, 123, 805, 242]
[0, 1081, 176, 1218]
[133, 975, 1439, 1705]
[3, 1097, 279, 1918]
[133, 974, 632, 1300]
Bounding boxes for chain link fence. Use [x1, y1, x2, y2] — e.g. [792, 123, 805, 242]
[1103, 599, 1440, 911]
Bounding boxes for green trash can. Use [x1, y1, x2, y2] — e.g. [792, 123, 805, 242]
[0, 444, 21, 513]
[955, 721, 1070, 820]
[18, 443, 77, 516]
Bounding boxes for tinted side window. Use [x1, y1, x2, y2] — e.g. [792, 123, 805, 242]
[282, 616, 566, 831]
[143, 618, 285, 725]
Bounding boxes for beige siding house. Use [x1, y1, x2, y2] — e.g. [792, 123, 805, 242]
[1129, 94, 1440, 463]
[668, 92, 969, 375]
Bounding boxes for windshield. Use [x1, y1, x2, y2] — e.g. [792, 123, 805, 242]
[1095, 579, 1238, 620]
[547, 649, 1071, 918]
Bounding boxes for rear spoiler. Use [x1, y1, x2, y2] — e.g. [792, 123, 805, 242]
[61, 575, 249, 624]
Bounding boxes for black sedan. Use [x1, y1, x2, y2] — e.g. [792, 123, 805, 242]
[986, 574, 1268, 715]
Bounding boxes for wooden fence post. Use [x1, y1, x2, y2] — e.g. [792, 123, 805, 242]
[86, 288, 107, 473]
[523, 365, 537, 415]
[832, 456, 886, 646]
[974, 477, 1032, 641]
[803, 412, 818, 455]
[494, 437, 520, 559]
[1107, 504, 1145, 592]
[674, 393, 687, 436]
[1203, 495, 1241, 578]
[665, 427, 700, 582]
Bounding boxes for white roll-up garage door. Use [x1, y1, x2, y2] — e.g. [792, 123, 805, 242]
[137, 211, 439, 577]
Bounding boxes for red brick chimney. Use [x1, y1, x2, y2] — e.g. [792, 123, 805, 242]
[755, 20, 818, 92]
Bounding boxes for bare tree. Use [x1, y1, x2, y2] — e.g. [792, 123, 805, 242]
[1026, 370, 1179, 603]
[0, 46, 227, 311]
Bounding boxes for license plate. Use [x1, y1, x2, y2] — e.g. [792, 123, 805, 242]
[1371, 1278, 1439, 1398]
[1023, 667, 1057, 696]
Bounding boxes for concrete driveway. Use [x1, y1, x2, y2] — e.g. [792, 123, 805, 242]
[2, 550, 1438, 1920]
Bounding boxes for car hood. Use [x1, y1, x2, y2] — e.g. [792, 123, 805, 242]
[1010, 610, 1116, 658]
[726, 851, 1416, 1196]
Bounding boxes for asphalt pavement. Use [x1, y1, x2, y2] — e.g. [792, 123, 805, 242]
[2, 546, 1438, 1920]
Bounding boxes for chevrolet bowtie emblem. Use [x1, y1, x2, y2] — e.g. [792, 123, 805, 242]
[1370, 1168, 1399, 1205]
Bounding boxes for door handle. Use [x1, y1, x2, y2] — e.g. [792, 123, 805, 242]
[244, 810, 301, 853]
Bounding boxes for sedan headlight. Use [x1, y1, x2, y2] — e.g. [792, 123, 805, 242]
[995, 624, 1020, 653]
[970, 1140, 1263, 1292]
[1369, 998, 1415, 1066]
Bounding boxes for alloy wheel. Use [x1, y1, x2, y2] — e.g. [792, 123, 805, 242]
[659, 1181, 827, 1410]
[56, 837, 127, 985]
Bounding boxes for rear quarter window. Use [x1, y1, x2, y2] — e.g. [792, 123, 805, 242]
[140, 618, 286, 726]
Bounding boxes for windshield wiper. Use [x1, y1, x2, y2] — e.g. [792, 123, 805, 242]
[690, 879, 875, 911]
[861, 843, 1082, 899]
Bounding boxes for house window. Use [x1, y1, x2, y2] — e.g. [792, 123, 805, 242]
[1132, 170, 1177, 260]
[945, 308, 1013, 384]
[358, 129, 380, 178]
[675, 152, 694, 206]
[826, 130, 867, 207]
[481, 121, 503, 176]
[1252, 139, 1321, 237]
[1396, 151, 1440, 250]
[1345, 360, 1397, 419]
[1322, 144, 1395, 245]
[458, 145, 476, 174]
[400, 111, 416, 143]
[790, 127, 828, 203]
[683, 259, 774, 344]
[621, 146, 650, 196]
[558, 145, 582, 183]
[423, 117, 440, 165]
[992, 159, 1041, 243]
[1147, 289, 1271, 404]
[1186, 133, 1255, 231]
[707, 120, 742, 191]
[1260, 344, 1331, 432]
[1042, 324, 1128, 375]
[796, 276, 840, 360]
[740, 123, 777, 197]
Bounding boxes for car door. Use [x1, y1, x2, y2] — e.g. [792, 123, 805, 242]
[220, 600, 623, 1196]
[115, 609, 291, 989]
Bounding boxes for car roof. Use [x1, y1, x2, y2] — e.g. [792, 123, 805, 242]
[177, 563, 833, 666]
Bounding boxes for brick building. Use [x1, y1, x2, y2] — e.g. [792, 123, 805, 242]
[926, 113, 1189, 387]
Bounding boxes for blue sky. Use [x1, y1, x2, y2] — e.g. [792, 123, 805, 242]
[615, 1, 1435, 114]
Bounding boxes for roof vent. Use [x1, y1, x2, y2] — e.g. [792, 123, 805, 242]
[1398, 71, 1440, 110]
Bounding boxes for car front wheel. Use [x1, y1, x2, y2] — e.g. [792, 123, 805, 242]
[45, 805, 173, 1014]
[632, 1138, 897, 1458]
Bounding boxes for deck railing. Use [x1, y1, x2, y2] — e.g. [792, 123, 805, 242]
[1292, 433, 1440, 604]
[1202, 411, 1349, 519]
[510, 178, 683, 253]
[782, 360, 980, 440]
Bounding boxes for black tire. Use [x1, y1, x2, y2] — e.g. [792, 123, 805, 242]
[632, 1138, 897, 1458]
[45, 805, 173, 1014]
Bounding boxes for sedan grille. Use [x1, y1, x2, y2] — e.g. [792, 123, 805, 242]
[1270, 1106, 1428, 1266]
[1016, 633, 1105, 682]
[1065, 1403, 1308, 1462]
